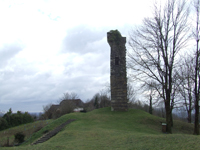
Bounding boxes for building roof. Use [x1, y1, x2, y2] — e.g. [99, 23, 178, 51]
[49, 105, 60, 112]
[60, 99, 84, 108]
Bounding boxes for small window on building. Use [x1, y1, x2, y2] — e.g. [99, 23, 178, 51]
[115, 57, 119, 65]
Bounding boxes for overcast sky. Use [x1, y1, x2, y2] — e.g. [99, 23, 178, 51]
[0, 0, 156, 113]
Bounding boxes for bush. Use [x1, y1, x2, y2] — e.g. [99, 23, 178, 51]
[80, 109, 87, 113]
[2, 109, 34, 130]
[14, 132, 25, 144]
[0, 118, 8, 131]
[23, 112, 34, 123]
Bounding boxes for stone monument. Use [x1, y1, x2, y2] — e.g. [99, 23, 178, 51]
[107, 30, 128, 111]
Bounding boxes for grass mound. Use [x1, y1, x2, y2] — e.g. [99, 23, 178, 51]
[1, 107, 199, 150]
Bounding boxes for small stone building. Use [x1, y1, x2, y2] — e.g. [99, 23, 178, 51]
[107, 30, 128, 111]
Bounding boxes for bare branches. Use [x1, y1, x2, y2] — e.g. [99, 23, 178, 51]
[128, 0, 190, 133]
[193, 0, 200, 135]
[59, 92, 79, 103]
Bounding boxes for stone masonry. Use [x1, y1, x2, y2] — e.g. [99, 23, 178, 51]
[107, 30, 128, 111]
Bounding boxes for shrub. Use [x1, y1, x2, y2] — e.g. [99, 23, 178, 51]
[80, 109, 87, 113]
[0, 118, 8, 131]
[14, 132, 25, 144]
[2, 109, 34, 130]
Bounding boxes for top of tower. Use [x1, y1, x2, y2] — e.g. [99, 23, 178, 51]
[107, 30, 126, 46]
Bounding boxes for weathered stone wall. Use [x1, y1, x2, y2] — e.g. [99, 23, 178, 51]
[107, 30, 128, 111]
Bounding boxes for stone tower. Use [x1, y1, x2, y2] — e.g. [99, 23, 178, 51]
[107, 30, 128, 111]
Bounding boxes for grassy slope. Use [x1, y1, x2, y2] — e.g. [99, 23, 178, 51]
[2, 107, 200, 150]
[0, 120, 53, 146]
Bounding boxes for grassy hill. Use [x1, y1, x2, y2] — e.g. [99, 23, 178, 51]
[1, 107, 200, 150]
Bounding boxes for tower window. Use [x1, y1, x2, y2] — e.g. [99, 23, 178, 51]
[115, 57, 119, 65]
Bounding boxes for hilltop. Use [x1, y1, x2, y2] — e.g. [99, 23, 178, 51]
[1, 107, 200, 150]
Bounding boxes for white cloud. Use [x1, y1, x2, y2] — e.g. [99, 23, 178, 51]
[0, 0, 155, 112]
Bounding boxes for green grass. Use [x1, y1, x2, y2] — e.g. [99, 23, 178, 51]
[1, 107, 200, 150]
[0, 120, 53, 146]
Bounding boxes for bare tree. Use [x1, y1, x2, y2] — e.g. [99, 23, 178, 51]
[59, 92, 79, 102]
[84, 99, 95, 112]
[99, 89, 111, 108]
[177, 55, 194, 123]
[142, 81, 157, 115]
[193, 0, 200, 135]
[128, 0, 190, 133]
[43, 103, 53, 119]
[127, 82, 137, 102]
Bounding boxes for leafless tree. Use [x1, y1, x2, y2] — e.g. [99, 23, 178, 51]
[127, 82, 137, 102]
[84, 99, 95, 112]
[141, 81, 158, 115]
[193, 0, 200, 135]
[99, 89, 111, 108]
[59, 92, 79, 102]
[43, 103, 53, 119]
[177, 55, 194, 123]
[128, 0, 190, 133]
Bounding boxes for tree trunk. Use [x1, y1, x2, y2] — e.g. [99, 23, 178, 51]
[149, 95, 153, 114]
[194, 33, 199, 134]
[188, 109, 191, 123]
[170, 111, 173, 127]
[194, 0, 200, 135]
[194, 95, 199, 135]
[165, 99, 172, 133]
[187, 92, 192, 123]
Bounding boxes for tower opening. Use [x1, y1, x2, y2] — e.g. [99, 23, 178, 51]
[115, 57, 119, 65]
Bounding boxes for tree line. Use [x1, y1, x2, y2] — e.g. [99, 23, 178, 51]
[0, 108, 34, 131]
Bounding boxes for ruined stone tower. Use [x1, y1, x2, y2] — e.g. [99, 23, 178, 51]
[107, 30, 128, 111]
